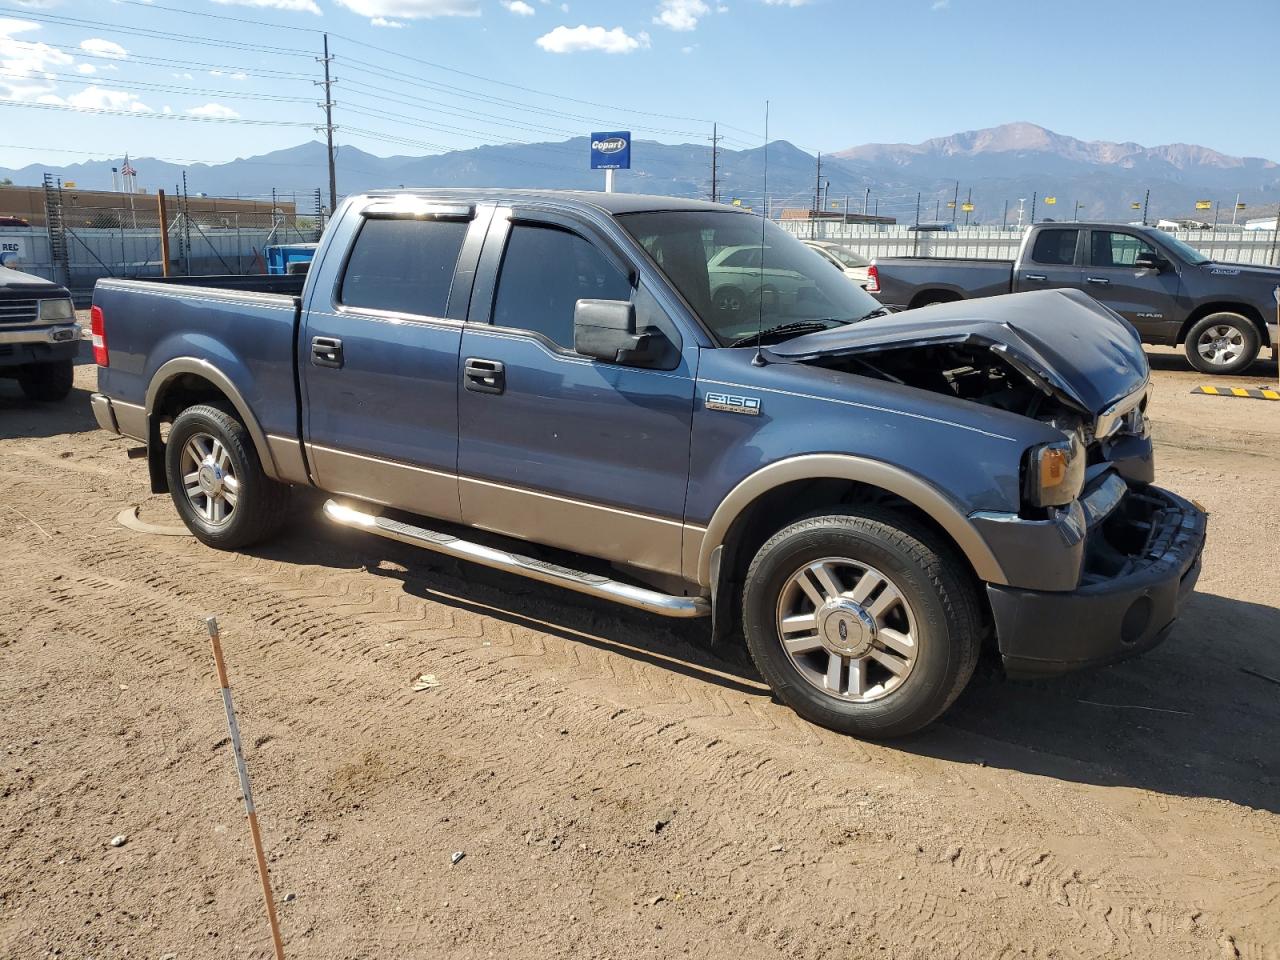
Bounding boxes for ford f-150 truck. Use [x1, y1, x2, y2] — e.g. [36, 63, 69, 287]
[0, 264, 80, 401]
[88, 190, 1206, 738]
[865, 221, 1280, 375]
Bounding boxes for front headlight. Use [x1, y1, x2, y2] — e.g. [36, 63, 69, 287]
[1024, 435, 1085, 508]
[38, 297, 75, 322]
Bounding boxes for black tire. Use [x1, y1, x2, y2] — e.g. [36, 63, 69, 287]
[713, 285, 745, 316]
[17, 359, 74, 402]
[911, 291, 960, 310]
[742, 506, 983, 739]
[165, 403, 289, 550]
[1184, 312, 1260, 375]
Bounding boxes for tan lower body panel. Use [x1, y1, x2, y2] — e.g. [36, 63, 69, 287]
[112, 400, 147, 443]
[308, 444, 461, 524]
[458, 476, 684, 577]
[266, 434, 310, 485]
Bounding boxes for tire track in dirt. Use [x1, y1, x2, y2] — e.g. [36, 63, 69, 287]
[2, 427, 1277, 957]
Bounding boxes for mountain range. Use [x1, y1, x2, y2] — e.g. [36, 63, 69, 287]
[3, 122, 1278, 224]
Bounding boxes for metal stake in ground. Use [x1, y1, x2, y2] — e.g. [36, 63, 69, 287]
[206, 616, 286, 960]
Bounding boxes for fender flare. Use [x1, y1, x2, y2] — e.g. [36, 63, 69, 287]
[145, 356, 281, 478]
[695, 454, 1008, 588]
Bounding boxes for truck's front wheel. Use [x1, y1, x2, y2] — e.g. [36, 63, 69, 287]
[1184, 312, 1260, 375]
[165, 404, 289, 550]
[742, 507, 982, 738]
[17, 359, 74, 402]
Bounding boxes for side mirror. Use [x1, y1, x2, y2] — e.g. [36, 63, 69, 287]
[574, 298, 657, 364]
[1134, 252, 1167, 272]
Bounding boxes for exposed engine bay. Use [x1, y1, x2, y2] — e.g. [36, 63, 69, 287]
[811, 342, 1089, 432]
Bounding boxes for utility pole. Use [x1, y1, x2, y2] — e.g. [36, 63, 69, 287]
[952, 180, 959, 223]
[1232, 192, 1241, 225]
[1141, 188, 1150, 227]
[1002, 199, 1009, 228]
[1016, 197, 1026, 228]
[157, 189, 171, 277]
[1030, 191, 1037, 224]
[964, 186, 972, 225]
[319, 33, 338, 217]
[1073, 199, 1082, 220]
[934, 198, 940, 220]
[708, 123, 720, 202]
[862, 186, 870, 215]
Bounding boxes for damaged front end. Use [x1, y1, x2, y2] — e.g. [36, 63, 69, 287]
[763, 288, 1207, 676]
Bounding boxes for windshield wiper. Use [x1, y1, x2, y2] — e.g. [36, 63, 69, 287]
[853, 305, 892, 322]
[728, 320, 840, 347]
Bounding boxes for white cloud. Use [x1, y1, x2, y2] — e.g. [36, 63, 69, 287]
[0, 17, 71, 102]
[653, 0, 707, 31]
[535, 24, 647, 53]
[211, 0, 322, 14]
[761, 0, 807, 5]
[67, 85, 150, 112]
[208, 69, 249, 79]
[79, 38, 128, 59]
[680, 43, 696, 53]
[187, 102, 240, 118]
[501, 0, 535, 13]
[371, 15, 405, 25]
[76, 62, 95, 74]
[931, 0, 950, 8]
[172, 71, 193, 79]
[335, 0, 481, 19]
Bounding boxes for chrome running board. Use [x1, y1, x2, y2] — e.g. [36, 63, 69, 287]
[323, 499, 710, 619]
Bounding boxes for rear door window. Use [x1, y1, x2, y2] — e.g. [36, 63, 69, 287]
[340, 217, 469, 317]
[1029, 228, 1079, 266]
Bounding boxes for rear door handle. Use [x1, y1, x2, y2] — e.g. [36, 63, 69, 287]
[311, 336, 343, 368]
[1023, 274, 1047, 282]
[464, 357, 505, 395]
[1085, 277, 1110, 285]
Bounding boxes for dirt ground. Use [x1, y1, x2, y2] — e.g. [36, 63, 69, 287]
[1, 344, 1277, 960]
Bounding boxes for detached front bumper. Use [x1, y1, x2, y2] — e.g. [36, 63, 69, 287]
[988, 485, 1207, 679]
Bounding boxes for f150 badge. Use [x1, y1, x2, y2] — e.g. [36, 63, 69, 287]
[706, 392, 761, 416]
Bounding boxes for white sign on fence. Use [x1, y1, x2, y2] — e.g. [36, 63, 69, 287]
[0, 236, 26, 264]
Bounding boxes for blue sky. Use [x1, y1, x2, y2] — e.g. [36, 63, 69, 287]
[0, 0, 1276, 174]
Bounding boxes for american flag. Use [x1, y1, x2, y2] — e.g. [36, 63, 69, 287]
[120, 160, 137, 177]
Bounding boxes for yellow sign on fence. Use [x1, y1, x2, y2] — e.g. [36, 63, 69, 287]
[961, 202, 974, 212]
[1195, 200, 1212, 210]
[1044, 196, 1057, 205]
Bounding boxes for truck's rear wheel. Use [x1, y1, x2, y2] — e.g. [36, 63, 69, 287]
[1184, 312, 1259, 375]
[742, 507, 982, 738]
[17, 359, 74, 402]
[165, 404, 289, 550]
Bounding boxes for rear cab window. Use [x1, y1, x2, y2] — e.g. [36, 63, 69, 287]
[1029, 228, 1080, 266]
[340, 216, 470, 317]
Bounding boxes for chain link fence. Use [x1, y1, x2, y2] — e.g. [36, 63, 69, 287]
[0, 178, 326, 299]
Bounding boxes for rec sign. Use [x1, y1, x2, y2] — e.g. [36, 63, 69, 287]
[590, 131, 631, 170]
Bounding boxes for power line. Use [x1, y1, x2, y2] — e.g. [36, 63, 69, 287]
[109, 0, 740, 132]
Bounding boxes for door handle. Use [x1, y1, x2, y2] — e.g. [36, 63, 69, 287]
[464, 357, 505, 395]
[311, 336, 343, 368]
[1085, 277, 1110, 285]
[1023, 274, 1048, 282]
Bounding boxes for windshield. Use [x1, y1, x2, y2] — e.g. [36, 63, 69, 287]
[1156, 231, 1210, 265]
[618, 210, 883, 345]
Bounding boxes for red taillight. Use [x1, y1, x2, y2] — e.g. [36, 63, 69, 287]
[865, 263, 880, 293]
[90, 304, 108, 366]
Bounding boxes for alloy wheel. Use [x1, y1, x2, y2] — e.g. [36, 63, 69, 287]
[775, 557, 919, 702]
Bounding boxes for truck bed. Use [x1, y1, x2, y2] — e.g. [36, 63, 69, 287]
[870, 256, 1015, 308]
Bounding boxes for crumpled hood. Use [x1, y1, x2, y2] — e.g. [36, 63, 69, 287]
[763, 287, 1149, 416]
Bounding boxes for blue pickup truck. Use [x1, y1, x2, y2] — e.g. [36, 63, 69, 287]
[88, 190, 1206, 738]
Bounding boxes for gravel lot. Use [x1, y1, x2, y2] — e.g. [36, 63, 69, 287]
[2, 346, 1278, 960]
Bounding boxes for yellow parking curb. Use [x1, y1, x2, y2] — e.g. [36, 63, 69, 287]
[1192, 385, 1280, 400]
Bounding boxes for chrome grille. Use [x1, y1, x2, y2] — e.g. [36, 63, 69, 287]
[0, 299, 39, 325]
